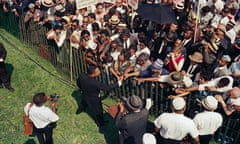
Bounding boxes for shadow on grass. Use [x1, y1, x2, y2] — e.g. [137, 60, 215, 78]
[71, 90, 120, 144]
[24, 138, 36, 144]
[71, 90, 83, 109]
[5, 63, 14, 77]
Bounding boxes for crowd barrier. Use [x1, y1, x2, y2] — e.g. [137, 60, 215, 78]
[1, 9, 240, 143]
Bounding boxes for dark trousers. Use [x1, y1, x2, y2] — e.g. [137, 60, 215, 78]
[199, 135, 212, 144]
[78, 98, 105, 127]
[34, 124, 55, 144]
[0, 63, 11, 88]
[157, 135, 182, 144]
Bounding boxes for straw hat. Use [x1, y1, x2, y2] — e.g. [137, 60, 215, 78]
[201, 96, 218, 111]
[109, 15, 120, 25]
[188, 52, 203, 63]
[176, 3, 184, 10]
[168, 71, 184, 85]
[42, 0, 54, 7]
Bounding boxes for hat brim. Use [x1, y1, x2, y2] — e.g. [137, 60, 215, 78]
[168, 72, 184, 85]
[201, 100, 217, 111]
[126, 98, 143, 111]
[109, 19, 120, 25]
[189, 55, 203, 63]
[42, 1, 54, 7]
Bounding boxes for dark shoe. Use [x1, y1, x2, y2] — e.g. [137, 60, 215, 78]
[6, 86, 14, 92]
[75, 107, 84, 115]
[0, 85, 3, 88]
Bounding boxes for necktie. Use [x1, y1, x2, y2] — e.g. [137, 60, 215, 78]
[125, 42, 127, 49]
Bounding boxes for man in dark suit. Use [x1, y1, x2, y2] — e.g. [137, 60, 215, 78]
[182, 29, 194, 56]
[0, 43, 14, 91]
[115, 95, 149, 144]
[181, 51, 203, 81]
[76, 65, 122, 129]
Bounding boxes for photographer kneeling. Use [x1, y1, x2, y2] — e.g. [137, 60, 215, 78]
[24, 93, 59, 144]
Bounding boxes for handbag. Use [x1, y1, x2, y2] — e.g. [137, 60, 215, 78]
[23, 102, 34, 135]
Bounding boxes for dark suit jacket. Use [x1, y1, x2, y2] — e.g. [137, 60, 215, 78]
[77, 73, 118, 114]
[115, 109, 149, 144]
[182, 58, 201, 81]
[183, 38, 194, 56]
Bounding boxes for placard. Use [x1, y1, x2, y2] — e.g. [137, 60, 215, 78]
[128, 0, 138, 10]
[76, 0, 98, 10]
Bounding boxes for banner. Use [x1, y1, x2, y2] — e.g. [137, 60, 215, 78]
[104, 0, 116, 4]
[128, 0, 138, 10]
[76, 0, 98, 9]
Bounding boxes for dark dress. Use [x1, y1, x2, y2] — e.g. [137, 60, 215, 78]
[115, 109, 149, 144]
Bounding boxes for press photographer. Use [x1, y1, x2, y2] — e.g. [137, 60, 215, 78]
[24, 92, 59, 144]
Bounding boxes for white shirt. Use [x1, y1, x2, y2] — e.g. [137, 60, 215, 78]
[24, 103, 59, 129]
[193, 111, 223, 135]
[47, 30, 66, 48]
[198, 76, 233, 93]
[154, 113, 199, 141]
[135, 47, 151, 58]
[70, 29, 81, 49]
[158, 75, 193, 88]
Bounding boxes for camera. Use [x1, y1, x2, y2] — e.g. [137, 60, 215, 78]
[49, 93, 60, 102]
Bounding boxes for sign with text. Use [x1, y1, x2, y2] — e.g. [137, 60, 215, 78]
[104, 0, 116, 4]
[76, 0, 98, 9]
[128, 0, 138, 10]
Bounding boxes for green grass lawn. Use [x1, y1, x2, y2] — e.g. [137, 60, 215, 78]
[0, 28, 119, 144]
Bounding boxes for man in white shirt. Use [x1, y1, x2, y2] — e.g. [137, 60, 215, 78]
[193, 96, 223, 144]
[24, 93, 59, 144]
[154, 97, 199, 143]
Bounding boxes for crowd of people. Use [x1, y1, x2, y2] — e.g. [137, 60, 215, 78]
[1, 0, 237, 143]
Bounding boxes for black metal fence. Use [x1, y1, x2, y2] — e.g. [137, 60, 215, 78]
[0, 9, 240, 144]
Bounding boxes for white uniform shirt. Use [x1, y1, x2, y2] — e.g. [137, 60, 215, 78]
[154, 113, 199, 141]
[24, 103, 59, 129]
[193, 111, 223, 135]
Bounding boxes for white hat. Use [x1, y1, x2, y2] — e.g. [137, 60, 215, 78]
[228, 98, 240, 106]
[201, 96, 218, 111]
[28, 3, 35, 9]
[176, 3, 184, 10]
[172, 97, 186, 110]
[42, 0, 54, 8]
[143, 133, 156, 144]
[222, 55, 231, 62]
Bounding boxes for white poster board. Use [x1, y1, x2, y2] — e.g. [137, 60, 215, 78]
[104, 0, 116, 4]
[76, 0, 98, 10]
[128, 0, 138, 10]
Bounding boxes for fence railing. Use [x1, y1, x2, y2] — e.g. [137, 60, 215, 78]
[1, 9, 240, 144]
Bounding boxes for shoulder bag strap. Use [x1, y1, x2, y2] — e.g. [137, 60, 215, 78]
[27, 102, 34, 116]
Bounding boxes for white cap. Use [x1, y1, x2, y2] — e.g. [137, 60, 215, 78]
[172, 97, 186, 110]
[143, 133, 156, 144]
[202, 96, 218, 111]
